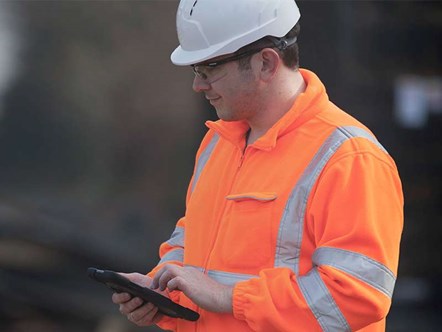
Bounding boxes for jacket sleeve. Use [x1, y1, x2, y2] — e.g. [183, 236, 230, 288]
[148, 130, 217, 331]
[147, 218, 185, 331]
[232, 147, 404, 331]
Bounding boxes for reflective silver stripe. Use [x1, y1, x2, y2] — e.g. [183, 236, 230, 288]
[190, 133, 220, 194]
[298, 269, 350, 332]
[186, 265, 257, 286]
[275, 126, 387, 275]
[158, 134, 219, 266]
[165, 226, 185, 247]
[313, 247, 396, 298]
[158, 248, 184, 264]
[339, 126, 387, 154]
[208, 270, 257, 286]
[275, 126, 387, 330]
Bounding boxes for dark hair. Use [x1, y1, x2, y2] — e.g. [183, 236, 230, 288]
[237, 22, 300, 71]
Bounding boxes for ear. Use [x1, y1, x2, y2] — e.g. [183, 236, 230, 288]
[257, 48, 280, 81]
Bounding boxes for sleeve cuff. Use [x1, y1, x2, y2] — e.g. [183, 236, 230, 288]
[232, 280, 251, 322]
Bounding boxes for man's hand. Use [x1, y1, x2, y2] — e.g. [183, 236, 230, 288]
[151, 265, 233, 313]
[111, 272, 164, 326]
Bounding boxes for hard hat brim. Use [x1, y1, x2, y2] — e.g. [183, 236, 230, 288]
[171, 44, 226, 66]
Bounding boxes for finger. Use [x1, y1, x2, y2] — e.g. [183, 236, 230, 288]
[120, 272, 153, 287]
[150, 267, 165, 290]
[151, 309, 164, 324]
[128, 303, 157, 322]
[112, 292, 131, 304]
[157, 269, 178, 291]
[128, 303, 159, 326]
[151, 266, 168, 291]
[142, 305, 160, 324]
[151, 264, 181, 290]
[167, 275, 184, 292]
[119, 297, 143, 315]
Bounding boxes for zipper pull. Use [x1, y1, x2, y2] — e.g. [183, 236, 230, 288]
[238, 147, 247, 168]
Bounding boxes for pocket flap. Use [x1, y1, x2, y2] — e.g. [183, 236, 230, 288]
[226, 192, 277, 202]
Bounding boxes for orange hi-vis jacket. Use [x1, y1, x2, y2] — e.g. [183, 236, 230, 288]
[152, 69, 403, 331]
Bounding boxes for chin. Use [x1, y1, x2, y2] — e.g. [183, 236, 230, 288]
[215, 106, 242, 122]
[217, 113, 236, 122]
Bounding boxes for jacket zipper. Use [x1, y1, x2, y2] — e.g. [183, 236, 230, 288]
[202, 145, 246, 266]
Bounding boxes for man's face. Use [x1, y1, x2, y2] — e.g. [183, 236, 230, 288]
[192, 56, 260, 122]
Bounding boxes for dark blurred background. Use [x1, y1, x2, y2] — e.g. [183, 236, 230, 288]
[0, 1, 440, 331]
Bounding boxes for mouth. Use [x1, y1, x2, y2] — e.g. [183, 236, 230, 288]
[206, 96, 220, 100]
[206, 96, 221, 104]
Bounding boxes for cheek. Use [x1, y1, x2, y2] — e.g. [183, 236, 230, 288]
[216, 69, 258, 107]
[226, 75, 255, 98]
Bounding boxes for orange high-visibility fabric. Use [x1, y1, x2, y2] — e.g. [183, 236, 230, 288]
[154, 69, 403, 331]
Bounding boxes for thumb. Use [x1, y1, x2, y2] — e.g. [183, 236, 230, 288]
[118, 272, 152, 287]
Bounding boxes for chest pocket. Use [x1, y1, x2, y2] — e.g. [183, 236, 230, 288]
[217, 192, 277, 269]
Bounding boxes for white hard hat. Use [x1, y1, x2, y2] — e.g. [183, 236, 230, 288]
[171, 0, 301, 66]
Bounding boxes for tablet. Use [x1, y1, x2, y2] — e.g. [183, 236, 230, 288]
[87, 267, 199, 321]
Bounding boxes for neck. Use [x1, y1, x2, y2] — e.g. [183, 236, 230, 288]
[247, 70, 305, 145]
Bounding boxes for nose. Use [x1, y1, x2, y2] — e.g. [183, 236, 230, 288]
[192, 75, 211, 93]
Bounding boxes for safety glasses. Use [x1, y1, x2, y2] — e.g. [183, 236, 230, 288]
[190, 36, 297, 85]
[191, 47, 264, 84]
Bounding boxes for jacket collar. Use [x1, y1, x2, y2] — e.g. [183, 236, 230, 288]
[206, 69, 329, 151]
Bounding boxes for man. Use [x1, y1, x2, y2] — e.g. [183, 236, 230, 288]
[113, 0, 403, 331]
